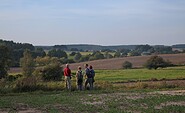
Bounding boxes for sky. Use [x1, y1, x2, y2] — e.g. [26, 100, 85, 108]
[0, 0, 185, 46]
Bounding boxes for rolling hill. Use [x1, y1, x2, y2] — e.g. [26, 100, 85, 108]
[9, 53, 185, 73]
[67, 53, 185, 70]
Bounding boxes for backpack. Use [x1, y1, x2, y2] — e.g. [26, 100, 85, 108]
[77, 71, 83, 80]
[86, 68, 92, 78]
[90, 69, 95, 78]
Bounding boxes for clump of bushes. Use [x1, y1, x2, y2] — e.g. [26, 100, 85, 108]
[144, 55, 173, 70]
[15, 76, 37, 92]
[122, 61, 132, 69]
[36, 63, 63, 81]
[42, 64, 63, 81]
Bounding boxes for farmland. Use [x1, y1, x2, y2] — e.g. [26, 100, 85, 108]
[67, 53, 185, 70]
[95, 66, 185, 82]
[8, 53, 185, 73]
[4, 53, 185, 113]
[3, 66, 185, 113]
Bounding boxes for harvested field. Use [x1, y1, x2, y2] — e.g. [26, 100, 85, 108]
[68, 53, 185, 70]
[9, 53, 185, 73]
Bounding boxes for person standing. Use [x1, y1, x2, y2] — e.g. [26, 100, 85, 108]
[89, 65, 95, 89]
[63, 64, 72, 90]
[76, 66, 83, 91]
[84, 64, 93, 90]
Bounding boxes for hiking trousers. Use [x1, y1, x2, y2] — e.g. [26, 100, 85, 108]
[65, 76, 71, 90]
[85, 78, 93, 90]
[77, 84, 83, 91]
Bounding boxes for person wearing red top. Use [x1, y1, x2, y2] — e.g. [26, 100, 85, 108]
[63, 64, 72, 90]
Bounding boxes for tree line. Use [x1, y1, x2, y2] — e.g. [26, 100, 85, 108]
[1, 39, 185, 69]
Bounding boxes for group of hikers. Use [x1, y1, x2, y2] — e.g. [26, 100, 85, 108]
[63, 63, 95, 91]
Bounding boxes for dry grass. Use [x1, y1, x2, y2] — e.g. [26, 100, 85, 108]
[113, 80, 185, 90]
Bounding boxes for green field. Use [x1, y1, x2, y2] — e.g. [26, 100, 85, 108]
[1, 66, 185, 112]
[95, 66, 185, 82]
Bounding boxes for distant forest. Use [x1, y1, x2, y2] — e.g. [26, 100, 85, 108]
[37, 44, 185, 51]
[0, 39, 185, 67]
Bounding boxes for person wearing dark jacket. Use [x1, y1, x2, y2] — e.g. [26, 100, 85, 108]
[89, 65, 95, 89]
[84, 64, 93, 90]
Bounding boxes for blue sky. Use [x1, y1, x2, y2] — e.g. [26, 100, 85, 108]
[0, 0, 185, 45]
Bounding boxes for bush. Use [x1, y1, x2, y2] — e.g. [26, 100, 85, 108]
[60, 58, 75, 64]
[74, 52, 82, 62]
[122, 61, 132, 69]
[15, 76, 37, 92]
[69, 52, 76, 56]
[79, 55, 90, 62]
[93, 51, 105, 60]
[144, 56, 173, 69]
[40, 63, 63, 81]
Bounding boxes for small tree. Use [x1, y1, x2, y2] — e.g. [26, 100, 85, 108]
[104, 52, 113, 59]
[20, 49, 35, 76]
[93, 51, 104, 60]
[114, 51, 121, 58]
[74, 52, 82, 62]
[80, 55, 90, 62]
[69, 52, 76, 56]
[144, 56, 171, 70]
[122, 61, 132, 69]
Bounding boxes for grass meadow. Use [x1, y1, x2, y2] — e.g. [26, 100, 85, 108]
[95, 66, 185, 82]
[0, 66, 185, 112]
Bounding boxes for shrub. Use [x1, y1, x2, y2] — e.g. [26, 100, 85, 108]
[15, 76, 37, 92]
[60, 58, 75, 64]
[93, 51, 105, 60]
[144, 55, 172, 70]
[40, 63, 63, 81]
[74, 52, 82, 62]
[114, 51, 121, 58]
[122, 61, 132, 69]
[79, 55, 90, 62]
[69, 52, 76, 56]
